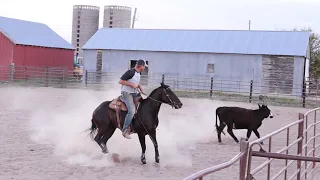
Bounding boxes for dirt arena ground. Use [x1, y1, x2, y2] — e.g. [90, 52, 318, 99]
[0, 86, 319, 180]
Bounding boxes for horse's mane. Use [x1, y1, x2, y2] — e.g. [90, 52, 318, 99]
[140, 86, 162, 102]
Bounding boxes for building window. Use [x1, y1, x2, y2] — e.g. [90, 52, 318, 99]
[77, 39, 79, 42]
[207, 64, 214, 73]
[77, 48, 79, 51]
[77, 30, 80, 33]
[110, 16, 113, 20]
[78, 15, 80, 19]
[78, 25, 80, 28]
[77, 34, 79, 38]
[109, 21, 113, 25]
[77, 43, 79, 47]
[109, 26, 112, 28]
[78, 20, 80, 24]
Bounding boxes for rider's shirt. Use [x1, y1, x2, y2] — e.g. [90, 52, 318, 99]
[120, 68, 141, 94]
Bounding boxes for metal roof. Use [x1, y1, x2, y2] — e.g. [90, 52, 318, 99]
[0, 16, 74, 50]
[82, 28, 310, 57]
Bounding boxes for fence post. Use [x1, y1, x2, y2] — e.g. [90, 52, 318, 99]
[210, 77, 213, 98]
[302, 81, 306, 108]
[85, 70, 88, 87]
[62, 70, 66, 88]
[9, 63, 15, 81]
[249, 80, 253, 103]
[239, 138, 249, 180]
[296, 113, 304, 180]
[45, 66, 49, 87]
[162, 74, 165, 84]
[24, 66, 27, 81]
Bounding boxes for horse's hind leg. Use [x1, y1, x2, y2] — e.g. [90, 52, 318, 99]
[100, 127, 116, 154]
[94, 128, 107, 153]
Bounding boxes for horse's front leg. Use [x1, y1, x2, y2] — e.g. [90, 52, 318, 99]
[138, 132, 147, 164]
[149, 130, 159, 163]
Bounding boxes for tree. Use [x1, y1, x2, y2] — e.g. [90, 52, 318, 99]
[296, 28, 320, 79]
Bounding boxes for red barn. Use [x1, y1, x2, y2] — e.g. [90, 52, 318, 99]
[0, 16, 75, 80]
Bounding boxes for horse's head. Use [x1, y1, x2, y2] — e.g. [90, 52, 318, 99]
[158, 83, 183, 109]
[257, 104, 273, 119]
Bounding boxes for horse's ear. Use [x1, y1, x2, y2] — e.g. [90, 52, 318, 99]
[258, 104, 261, 108]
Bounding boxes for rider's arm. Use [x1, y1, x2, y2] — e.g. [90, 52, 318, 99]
[119, 69, 137, 88]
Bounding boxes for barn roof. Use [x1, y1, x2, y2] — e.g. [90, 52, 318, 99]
[0, 16, 74, 50]
[82, 28, 310, 57]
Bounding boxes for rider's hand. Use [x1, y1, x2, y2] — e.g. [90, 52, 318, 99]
[131, 83, 139, 89]
[138, 85, 144, 93]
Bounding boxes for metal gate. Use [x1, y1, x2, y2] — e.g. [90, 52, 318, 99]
[183, 107, 320, 180]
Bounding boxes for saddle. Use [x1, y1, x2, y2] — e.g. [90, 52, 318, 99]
[109, 95, 141, 133]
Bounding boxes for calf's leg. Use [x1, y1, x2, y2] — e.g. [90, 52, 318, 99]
[246, 129, 252, 141]
[253, 129, 263, 145]
[217, 123, 226, 143]
[227, 126, 239, 143]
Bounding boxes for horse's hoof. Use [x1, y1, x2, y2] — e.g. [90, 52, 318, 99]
[102, 149, 108, 154]
[260, 142, 264, 145]
[155, 159, 159, 163]
[142, 160, 147, 164]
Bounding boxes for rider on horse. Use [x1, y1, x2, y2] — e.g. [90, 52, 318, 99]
[119, 59, 147, 139]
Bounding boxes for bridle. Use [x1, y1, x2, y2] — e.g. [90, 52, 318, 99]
[139, 87, 179, 108]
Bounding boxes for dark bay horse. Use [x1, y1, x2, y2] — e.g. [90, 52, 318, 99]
[88, 83, 183, 164]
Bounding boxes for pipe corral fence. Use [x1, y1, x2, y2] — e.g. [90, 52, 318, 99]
[2, 65, 320, 108]
[183, 107, 320, 180]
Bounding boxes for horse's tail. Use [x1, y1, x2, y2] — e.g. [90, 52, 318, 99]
[89, 118, 97, 140]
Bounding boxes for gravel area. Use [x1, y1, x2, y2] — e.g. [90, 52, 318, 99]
[0, 86, 319, 180]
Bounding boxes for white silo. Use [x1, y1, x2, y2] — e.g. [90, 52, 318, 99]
[103, 5, 132, 28]
[71, 5, 100, 61]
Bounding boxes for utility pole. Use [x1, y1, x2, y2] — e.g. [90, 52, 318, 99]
[131, 7, 137, 28]
[249, 20, 251, 30]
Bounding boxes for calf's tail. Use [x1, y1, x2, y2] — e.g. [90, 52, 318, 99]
[215, 108, 226, 136]
[215, 109, 219, 132]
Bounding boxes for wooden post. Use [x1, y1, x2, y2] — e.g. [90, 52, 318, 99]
[239, 138, 249, 180]
[249, 80, 253, 103]
[210, 77, 213, 98]
[85, 70, 88, 87]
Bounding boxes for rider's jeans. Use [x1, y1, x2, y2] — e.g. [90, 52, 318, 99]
[121, 92, 136, 132]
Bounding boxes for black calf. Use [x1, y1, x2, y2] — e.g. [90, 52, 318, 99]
[215, 104, 273, 144]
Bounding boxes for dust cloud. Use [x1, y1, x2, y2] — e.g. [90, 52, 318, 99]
[5, 85, 247, 168]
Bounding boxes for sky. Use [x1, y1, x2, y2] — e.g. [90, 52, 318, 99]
[1, 0, 320, 43]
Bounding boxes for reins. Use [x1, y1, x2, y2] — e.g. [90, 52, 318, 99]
[140, 87, 177, 108]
